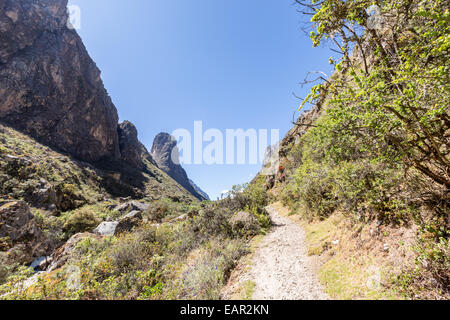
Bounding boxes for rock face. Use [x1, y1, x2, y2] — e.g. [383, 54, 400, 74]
[0, 200, 56, 264]
[151, 133, 209, 201]
[0, 0, 122, 163]
[48, 232, 101, 271]
[189, 179, 210, 201]
[0, 0, 151, 170]
[118, 121, 146, 169]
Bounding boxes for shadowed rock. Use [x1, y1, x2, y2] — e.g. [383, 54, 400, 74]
[0, 200, 57, 264]
[151, 133, 209, 201]
[118, 121, 146, 170]
[48, 232, 102, 271]
[0, 0, 122, 163]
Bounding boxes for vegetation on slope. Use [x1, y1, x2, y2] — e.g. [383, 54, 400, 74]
[272, 0, 449, 299]
[0, 151, 270, 300]
[1, 0, 448, 301]
[0, 122, 193, 292]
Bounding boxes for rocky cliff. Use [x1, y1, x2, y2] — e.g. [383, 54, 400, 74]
[151, 133, 209, 201]
[0, 0, 205, 279]
[0, 0, 208, 202]
[0, 0, 144, 166]
[117, 121, 147, 170]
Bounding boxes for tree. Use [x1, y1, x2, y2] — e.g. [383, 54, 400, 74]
[297, 0, 450, 188]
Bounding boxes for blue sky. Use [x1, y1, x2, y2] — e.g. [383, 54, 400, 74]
[68, 0, 333, 200]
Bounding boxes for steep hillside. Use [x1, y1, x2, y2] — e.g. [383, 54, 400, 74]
[0, 121, 194, 270]
[0, 124, 269, 299]
[257, 0, 449, 300]
[0, 0, 124, 163]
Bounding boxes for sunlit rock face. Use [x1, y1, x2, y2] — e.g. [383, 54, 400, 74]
[0, 0, 121, 163]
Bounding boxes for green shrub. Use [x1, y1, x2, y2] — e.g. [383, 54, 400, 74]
[55, 183, 86, 211]
[144, 198, 191, 222]
[220, 179, 268, 215]
[229, 210, 261, 237]
[281, 114, 417, 223]
[180, 239, 248, 300]
[0, 265, 35, 299]
[62, 208, 100, 235]
[109, 230, 157, 275]
[291, 161, 337, 219]
[0, 253, 13, 285]
[193, 206, 233, 238]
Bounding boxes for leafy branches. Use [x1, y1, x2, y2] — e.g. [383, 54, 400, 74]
[298, 0, 450, 189]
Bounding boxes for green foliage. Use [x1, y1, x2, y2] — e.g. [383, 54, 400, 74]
[179, 239, 248, 300]
[298, 0, 449, 189]
[219, 177, 271, 231]
[0, 265, 34, 299]
[0, 253, 16, 285]
[1, 193, 261, 300]
[244, 205, 271, 232]
[287, 0, 449, 298]
[282, 116, 418, 223]
[0, 237, 10, 252]
[62, 208, 101, 235]
[394, 229, 450, 299]
[144, 197, 192, 222]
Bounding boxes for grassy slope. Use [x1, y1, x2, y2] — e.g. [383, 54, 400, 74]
[0, 125, 271, 299]
[0, 122, 195, 205]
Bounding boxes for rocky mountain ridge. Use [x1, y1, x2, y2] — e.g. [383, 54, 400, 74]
[0, 0, 204, 200]
[0, 0, 209, 279]
[0, 0, 125, 164]
[151, 133, 209, 201]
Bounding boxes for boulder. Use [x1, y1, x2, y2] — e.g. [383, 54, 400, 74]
[129, 201, 150, 212]
[113, 201, 150, 214]
[94, 221, 119, 236]
[94, 209, 144, 237]
[48, 233, 101, 271]
[0, 200, 54, 264]
[114, 211, 143, 236]
[26, 181, 57, 210]
[113, 202, 130, 213]
[122, 210, 142, 220]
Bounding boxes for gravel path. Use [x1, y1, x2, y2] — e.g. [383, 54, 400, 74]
[224, 204, 329, 300]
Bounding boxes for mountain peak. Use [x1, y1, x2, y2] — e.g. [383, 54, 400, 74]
[151, 132, 209, 201]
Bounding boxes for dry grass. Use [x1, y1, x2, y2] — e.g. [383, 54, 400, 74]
[220, 234, 264, 300]
[273, 201, 419, 300]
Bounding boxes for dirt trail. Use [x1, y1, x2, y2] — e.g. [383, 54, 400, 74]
[223, 204, 329, 300]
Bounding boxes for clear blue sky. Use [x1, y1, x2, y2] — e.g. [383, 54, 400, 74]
[68, 0, 333, 200]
